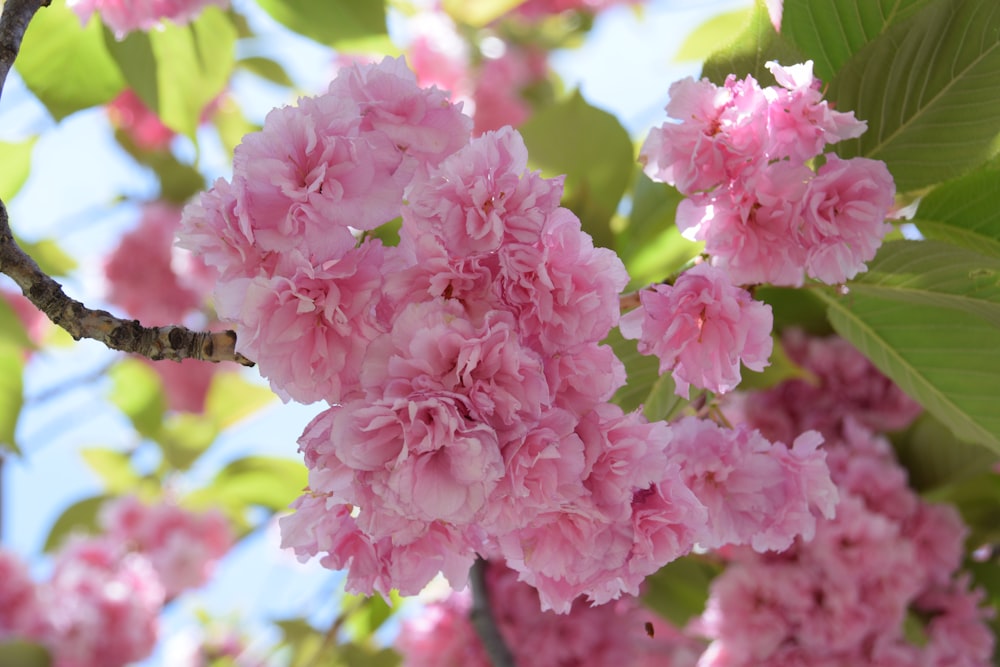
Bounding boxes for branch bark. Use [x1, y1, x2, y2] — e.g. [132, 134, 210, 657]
[469, 559, 517, 667]
[0, 0, 252, 367]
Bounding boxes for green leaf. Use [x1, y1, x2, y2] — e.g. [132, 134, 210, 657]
[838, 240, 1000, 329]
[781, 0, 936, 81]
[893, 411, 997, 492]
[0, 640, 51, 667]
[0, 343, 24, 455]
[112, 128, 206, 204]
[105, 7, 236, 139]
[755, 286, 833, 336]
[16, 0, 125, 119]
[642, 556, 721, 627]
[926, 472, 1000, 546]
[0, 137, 37, 202]
[701, 0, 806, 86]
[443, 0, 526, 27]
[912, 166, 1000, 258]
[81, 447, 141, 494]
[0, 298, 36, 351]
[204, 372, 275, 430]
[254, 0, 390, 50]
[520, 90, 634, 250]
[607, 327, 661, 414]
[211, 100, 260, 158]
[44, 495, 108, 552]
[829, 0, 1000, 192]
[819, 257, 1000, 451]
[340, 645, 401, 667]
[617, 172, 702, 290]
[237, 56, 295, 87]
[675, 9, 753, 63]
[108, 358, 165, 439]
[642, 373, 686, 422]
[342, 592, 399, 643]
[158, 413, 218, 470]
[16, 238, 79, 277]
[210, 455, 307, 513]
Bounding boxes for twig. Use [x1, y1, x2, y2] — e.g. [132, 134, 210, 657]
[0, 1, 252, 366]
[469, 559, 517, 667]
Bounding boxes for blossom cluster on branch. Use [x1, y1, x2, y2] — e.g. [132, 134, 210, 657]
[0, 496, 232, 667]
[178, 55, 843, 614]
[395, 332, 994, 667]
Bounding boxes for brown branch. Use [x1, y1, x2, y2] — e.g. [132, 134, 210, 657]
[469, 559, 517, 667]
[0, 0, 252, 367]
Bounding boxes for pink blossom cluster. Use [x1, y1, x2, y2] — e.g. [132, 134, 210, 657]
[696, 420, 992, 667]
[619, 262, 774, 397]
[408, 13, 548, 136]
[99, 494, 233, 598]
[1, 286, 49, 349]
[730, 327, 924, 443]
[179, 57, 836, 612]
[640, 61, 894, 286]
[68, 0, 229, 39]
[107, 90, 177, 152]
[397, 561, 703, 667]
[694, 332, 991, 666]
[0, 496, 231, 667]
[104, 202, 230, 412]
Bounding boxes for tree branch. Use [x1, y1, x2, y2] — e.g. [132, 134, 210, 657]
[0, 0, 252, 367]
[469, 559, 517, 667]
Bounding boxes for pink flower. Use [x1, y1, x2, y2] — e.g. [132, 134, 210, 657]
[68, 0, 229, 38]
[99, 495, 233, 598]
[471, 47, 547, 135]
[0, 549, 45, 640]
[326, 55, 472, 178]
[639, 74, 769, 195]
[232, 98, 398, 266]
[143, 356, 222, 414]
[107, 90, 175, 151]
[39, 537, 164, 667]
[402, 127, 562, 255]
[498, 207, 629, 354]
[619, 263, 773, 397]
[221, 241, 386, 404]
[667, 417, 836, 552]
[800, 154, 894, 283]
[763, 61, 866, 162]
[105, 202, 212, 325]
[329, 395, 505, 526]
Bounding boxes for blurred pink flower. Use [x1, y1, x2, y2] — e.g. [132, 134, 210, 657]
[68, 0, 229, 38]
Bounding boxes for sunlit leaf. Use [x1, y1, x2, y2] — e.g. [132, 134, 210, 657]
[912, 165, 1000, 258]
[238, 56, 295, 87]
[675, 8, 753, 62]
[520, 90, 634, 250]
[211, 456, 307, 513]
[0, 137, 38, 202]
[105, 7, 236, 139]
[80, 447, 141, 494]
[43, 495, 108, 552]
[15, 238, 78, 277]
[782, 0, 936, 81]
[0, 640, 51, 667]
[204, 372, 275, 430]
[16, 0, 125, 119]
[108, 358, 165, 439]
[0, 343, 24, 455]
[254, 0, 390, 50]
[701, 0, 806, 86]
[819, 242, 1000, 451]
[829, 0, 1000, 191]
[158, 413, 218, 470]
[443, 0, 526, 27]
